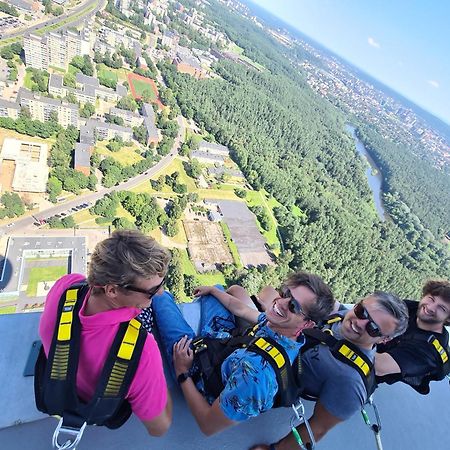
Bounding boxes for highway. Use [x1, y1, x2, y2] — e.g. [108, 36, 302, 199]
[0, 115, 185, 236]
[0, 0, 105, 43]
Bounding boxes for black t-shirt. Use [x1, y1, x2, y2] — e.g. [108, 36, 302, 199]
[376, 300, 449, 388]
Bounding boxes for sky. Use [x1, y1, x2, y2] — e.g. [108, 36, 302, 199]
[251, 0, 450, 125]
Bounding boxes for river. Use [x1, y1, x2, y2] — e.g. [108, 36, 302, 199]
[346, 124, 386, 221]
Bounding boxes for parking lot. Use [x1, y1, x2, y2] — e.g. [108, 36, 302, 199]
[34, 201, 92, 226]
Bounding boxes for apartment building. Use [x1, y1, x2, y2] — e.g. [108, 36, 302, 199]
[141, 103, 159, 145]
[17, 88, 79, 128]
[48, 73, 124, 104]
[0, 99, 20, 119]
[24, 29, 91, 71]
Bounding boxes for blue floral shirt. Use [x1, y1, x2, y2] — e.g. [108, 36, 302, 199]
[219, 314, 304, 421]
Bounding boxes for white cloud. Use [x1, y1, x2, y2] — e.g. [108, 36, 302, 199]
[367, 37, 381, 49]
[427, 80, 440, 88]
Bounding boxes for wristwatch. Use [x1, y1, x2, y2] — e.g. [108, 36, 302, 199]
[177, 372, 191, 384]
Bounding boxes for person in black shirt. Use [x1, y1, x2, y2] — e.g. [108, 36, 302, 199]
[375, 279, 450, 394]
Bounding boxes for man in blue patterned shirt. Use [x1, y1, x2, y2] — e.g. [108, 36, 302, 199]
[151, 272, 334, 435]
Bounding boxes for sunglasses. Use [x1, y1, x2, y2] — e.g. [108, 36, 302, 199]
[119, 277, 165, 300]
[353, 302, 383, 337]
[281, 288, 311, 321]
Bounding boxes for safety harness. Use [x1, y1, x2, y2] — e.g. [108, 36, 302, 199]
[192, 321, 304, 408]
[34, 282, 147, 449]
[301, 315, 377, 399]
[397, 331, 450, 395]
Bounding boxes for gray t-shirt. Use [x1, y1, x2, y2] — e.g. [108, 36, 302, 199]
[301, 321, 375, 420]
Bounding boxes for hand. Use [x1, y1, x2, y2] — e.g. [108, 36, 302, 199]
[193, 285, 214, 298]
[173, 335, 194, 377]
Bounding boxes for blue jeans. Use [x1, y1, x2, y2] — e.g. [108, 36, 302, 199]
[151, 286, 235, 380]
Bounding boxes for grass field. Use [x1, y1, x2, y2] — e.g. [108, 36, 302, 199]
[94, 142, 144, 166]
[0, 306, 16, 315]
[220, 221, 243, 268]
[129, 75, 156, 99]
[246, 190, 281, 253]
[97, 66, 118, 84]
[227, 42, 266, 72]
[26, 265, 67, 297]
[180, 249, 225, 291]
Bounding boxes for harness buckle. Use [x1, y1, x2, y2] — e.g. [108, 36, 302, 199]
[52, 417, 87, 450]
[290, 399, 316, 449]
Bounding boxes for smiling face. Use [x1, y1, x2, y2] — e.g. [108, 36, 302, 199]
[417, 294, 450, 329]
[266, 285, 317, 338]
[341, 296, 399, 349]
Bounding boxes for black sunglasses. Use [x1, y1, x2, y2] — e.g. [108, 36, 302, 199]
[353, 302, 383, 337]
[281, 288, 311, 321]
[119, 277, 165, 299]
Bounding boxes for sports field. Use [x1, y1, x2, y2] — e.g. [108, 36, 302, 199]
[26, 265, 67, 297]
[127, 73, 163, 108]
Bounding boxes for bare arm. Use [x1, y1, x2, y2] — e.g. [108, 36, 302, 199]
[374, 352, 401, 376]
[194, 285, 260, 324]
[173, 336, 236, 435]
[141, 391, 173, 436]
[274, 401, 342, 449]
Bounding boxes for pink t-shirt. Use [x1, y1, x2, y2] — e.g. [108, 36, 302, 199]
[39, 273, 167, 422]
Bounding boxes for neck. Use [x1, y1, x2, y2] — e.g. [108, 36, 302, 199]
[416, 317, 444, 334]
[84, 292, 116, 316]
[267, 322, 299, 341]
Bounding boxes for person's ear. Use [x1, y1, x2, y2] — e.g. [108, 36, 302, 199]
[104, 284, 119, 298]
[379, 335, 393, 345]
[296, 319, 315, 336]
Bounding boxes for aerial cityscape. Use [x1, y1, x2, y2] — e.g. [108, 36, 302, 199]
[0, 0, 448, 317]
[0, 1, 449, 450]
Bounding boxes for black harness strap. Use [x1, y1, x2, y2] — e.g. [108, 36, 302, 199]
[35, 282, 147, 430]
[303, 327, 376, 398]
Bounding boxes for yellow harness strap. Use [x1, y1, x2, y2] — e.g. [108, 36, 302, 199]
[104, 319, 142, 397]
[337, 344, 371, 377]
[430, 338, 449, 364]
[253, 337, 286, 369]
[51, 288, 79, 381]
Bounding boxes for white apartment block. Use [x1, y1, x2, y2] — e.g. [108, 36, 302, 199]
[18, 88, 79, 128]
[0, 99, 20, 119]
[24, 29, 91, 71]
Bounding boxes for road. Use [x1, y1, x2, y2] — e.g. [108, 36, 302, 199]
[0, 0, 105, 43]
[0, 115, 186, 236]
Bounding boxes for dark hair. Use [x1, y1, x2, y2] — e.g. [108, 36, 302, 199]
[422, 280, 450, 304]
[281, 271, 334, 323]
[422, 280, 450, 324]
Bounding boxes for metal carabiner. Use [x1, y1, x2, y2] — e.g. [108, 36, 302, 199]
[52, 417, 87, 450]
[289, 400, 316, 450]
[361, 396, 383, 450]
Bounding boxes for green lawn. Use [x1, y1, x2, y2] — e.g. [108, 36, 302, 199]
[68, 64, 81, 76]
[23, 70, 35, 89]
[180, 249, 225, 293]
[97, 66, 118, 83]
[220, 221, 243, 268]
[0, 306, 16, 315]
[26, 265, 68, 297]
[94, 142, 144, 166]
[130, 77, 156, 99]
[245, 190, 281, 254]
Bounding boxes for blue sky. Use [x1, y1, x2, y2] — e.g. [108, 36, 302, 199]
[251, 0, 450, 125]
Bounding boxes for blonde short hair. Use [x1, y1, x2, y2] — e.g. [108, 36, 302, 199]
[87, 230, 170, 287]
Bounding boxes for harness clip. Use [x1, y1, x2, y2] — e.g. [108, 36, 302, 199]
[52, 417, 87, 450]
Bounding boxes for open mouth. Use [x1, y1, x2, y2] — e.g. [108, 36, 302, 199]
[273, 302, 285, 318]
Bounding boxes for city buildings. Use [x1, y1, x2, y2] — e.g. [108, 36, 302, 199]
[17, 88, 79, 128]
[24, 29, 91, 71]
[0, 138, 49, 193]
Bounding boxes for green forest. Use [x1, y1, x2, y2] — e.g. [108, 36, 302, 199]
[164, 0, 449, 300]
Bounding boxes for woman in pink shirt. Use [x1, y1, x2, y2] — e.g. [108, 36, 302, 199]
[39, 230, 172, 436]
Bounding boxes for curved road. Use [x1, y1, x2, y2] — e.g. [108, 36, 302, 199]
[0, 115, 185, 236]
[0, 0, 105, 42]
